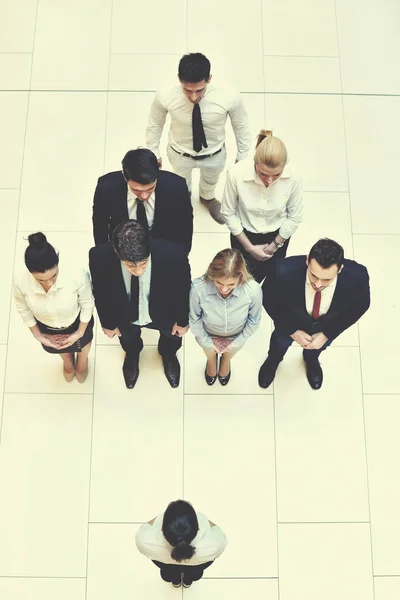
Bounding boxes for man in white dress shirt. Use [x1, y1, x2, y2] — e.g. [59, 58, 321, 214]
[146, 52, 252, 224]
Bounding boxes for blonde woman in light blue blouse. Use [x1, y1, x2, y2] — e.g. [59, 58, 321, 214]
[189, 248, 262, 386]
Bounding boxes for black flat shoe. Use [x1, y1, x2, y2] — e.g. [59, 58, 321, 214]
[182, 581, 192, 588]
[218, 368, 231, 386]
[122, 355, 139, 389]
[162, 355, 181, 388]
[205, 354, 218, 385]
[305, 360, 323, 390]
[258, 357, 278, 389]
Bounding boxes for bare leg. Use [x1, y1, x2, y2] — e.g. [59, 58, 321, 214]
[76, 342, 92, 375]
[60, 352, 75, 373]
[203, 347, 218, 376]
[219, 351, 235, 377]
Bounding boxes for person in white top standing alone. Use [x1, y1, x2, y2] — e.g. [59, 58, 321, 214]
[136, 499, 227, 589]
[221, 130, 303, 282]
[146, 52, 251, 224]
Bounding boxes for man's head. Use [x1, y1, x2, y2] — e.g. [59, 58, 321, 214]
[306, 238, 345, 292]
[112, 220, 150, 277]
[122, 149, 159, 201]
[178, 53, 211, 104]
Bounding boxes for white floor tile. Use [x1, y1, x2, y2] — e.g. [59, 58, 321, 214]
[190, 233, 232, 281]
[374, 577, 400, 600]
[0, 345, 6, 435]
[274, 347, 369, 522]
[90, 346, 183, 522]
[18, 92, 107, 232]
[6, 231, 95, 394]
[343, 96, 400, 234]
[188, 0, 264, 92]
[111, 0, 186, 54]
[262, 0, 338, 56]
[264, 57, 341, 93]
[265, 94, 348, 192]
[0, 190, 19, 344]
[184, 394, 277, 577]
[0, 92, 29, 188]
[336, 0, 400, 94]
[184, 579, 279, 599]
[109, 54, 181, 91]
[87, 524, 178, 600]
[0, 393, 92, 576]
[184, 311, 271, 396]
[31, 0, 111, 90]
[353, 235, 400, 394]
[279, 523, 374, 600]
[0, 0, 37, 52]
[0, 54, 32, 90]
[0, 578, 86, 600]
[364, 396, 400, 575]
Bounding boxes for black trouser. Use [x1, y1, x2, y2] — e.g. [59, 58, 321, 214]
[152, 560, 214, 585]
[267, 328, 335, 365]
[118, 322, 182, 359]
[231, 229, 290, 283]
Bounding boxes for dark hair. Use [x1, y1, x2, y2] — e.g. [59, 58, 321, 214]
[121, 149, 159, 184]
[162, 500, 198, 562]
[24, 232, 59, 273]
[308, 238, 344, 269]
[112, 220, 150, 263]
[178, 53, 211, 83]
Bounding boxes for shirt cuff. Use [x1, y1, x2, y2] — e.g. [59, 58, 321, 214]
[25, 316, 38, 328]
[235, 152, 248, 161]
[79, 309, 94, 323]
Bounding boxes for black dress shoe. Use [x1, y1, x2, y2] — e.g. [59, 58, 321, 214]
[305, 360, 323, 390]
[205, 354, 218, 385]
[162, 355, 181, 388]
[258, 357, 278, 389]
[218, 369, 231, 386]
[122, 355, 139, 389]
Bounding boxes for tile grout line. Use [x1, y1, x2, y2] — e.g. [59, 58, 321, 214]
[0, 0, 40, 444]
[272, 389, 281, 597]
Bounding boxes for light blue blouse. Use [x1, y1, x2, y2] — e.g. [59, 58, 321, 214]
[189, 275, 262, 350]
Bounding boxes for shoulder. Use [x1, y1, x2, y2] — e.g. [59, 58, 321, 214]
[342, 259, 369, 282]
[276, 255, 307, 276]
[96, 171, 125, 189]
[156, 85, 181, 104]
[283, 162, 302, 184]
[89, 242, 115, 265]
[242, 278, 262, 297]
[227, 158, 249, 181]
[190, 276, 208, 296]
[14, 269, 31, 290]
[209, 84, 241, 104]
[151, 238, 187, 262]
[157, 169, 187, 189]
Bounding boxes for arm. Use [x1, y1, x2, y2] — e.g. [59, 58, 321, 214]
[92, 178, 111, 245]
[174, 252, 191, 328]
[262, 264, 297, 335]
[174, 179, 194, 253]
[189, 286, 214, 349]
[230, 283, 263, 350]
[322, 274, 370, 340]
[220, 168, 244, 235]
[278, 175, 304, 240]
[229, 92, 252, 161]
[145, 91, 168, 160]
[89, 248, 118, 330]
[13, 280, 36, 328]
[77, 269, 95, 323]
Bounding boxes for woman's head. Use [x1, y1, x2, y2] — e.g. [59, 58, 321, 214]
[24, 233, 59, 291]
[162, 500, 199, 563]
[206, 248, 251, 296]
[254, 130, 287, 187]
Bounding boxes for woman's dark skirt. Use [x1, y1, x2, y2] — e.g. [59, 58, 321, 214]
[36, 314, 94, 354]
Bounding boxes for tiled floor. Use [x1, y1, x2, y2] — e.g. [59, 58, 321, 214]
[0, 0, 399, 597]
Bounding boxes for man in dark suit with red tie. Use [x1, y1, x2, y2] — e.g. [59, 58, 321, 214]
[258, 238, 370, 390]
[92, 148, 193, 252]
[89, 220, 191, 389]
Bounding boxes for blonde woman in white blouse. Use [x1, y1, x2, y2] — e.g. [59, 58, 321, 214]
[136, 499, 227, 589]
[13, 232, 94, 383]
[221, 130, 303, 282]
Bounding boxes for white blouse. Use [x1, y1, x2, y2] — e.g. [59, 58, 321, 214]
[136, 512, 227, 566]
[13, 267, 94, 329]
[221, 158, 303, 239]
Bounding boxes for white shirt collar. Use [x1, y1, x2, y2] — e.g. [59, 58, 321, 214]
[242, 160, 292, 184]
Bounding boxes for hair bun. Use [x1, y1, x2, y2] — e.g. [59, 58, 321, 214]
[28, 232, 47, 249]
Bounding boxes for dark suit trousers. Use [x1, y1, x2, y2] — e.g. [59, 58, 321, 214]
[268, 329, 334, 365]
[231, 229, 290, 283]
[152, 560, 214, 585]
[118, 322, 182, 359]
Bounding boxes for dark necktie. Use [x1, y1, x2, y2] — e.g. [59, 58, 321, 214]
[192, 102, 208, 153]
[312, 290, 321, 320]
[128, 274, 139, 322]
[136, 199, 149, 232]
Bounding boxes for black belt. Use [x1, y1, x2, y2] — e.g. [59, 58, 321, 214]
[170, 145, 222, 161]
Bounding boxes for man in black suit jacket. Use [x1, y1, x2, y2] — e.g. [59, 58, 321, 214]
[89, 220, 191, 389]
[92, 148, 193, 252]
[259, 238, 370, 390]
